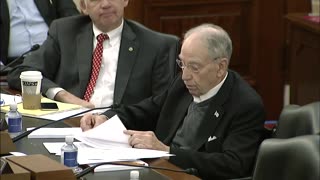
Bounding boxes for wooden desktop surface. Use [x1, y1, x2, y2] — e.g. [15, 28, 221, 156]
[286, 13, 320, 33]
[0, 85, 200, 180]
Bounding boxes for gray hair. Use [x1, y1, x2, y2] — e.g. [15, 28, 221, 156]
[184, 24, 233, 63]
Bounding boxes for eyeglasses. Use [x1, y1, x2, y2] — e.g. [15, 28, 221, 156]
[176, 57, 223, 73]
[177, 58, 221, 73]
[87, 0, 116, 4]
[176, 59, 201, 73]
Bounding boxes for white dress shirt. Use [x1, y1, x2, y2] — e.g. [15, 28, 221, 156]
[193, 72, 228, 103]
[46, 20, 124, 107]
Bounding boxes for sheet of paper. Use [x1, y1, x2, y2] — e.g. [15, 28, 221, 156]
[38, 108, 88, 121]
[42, 115, 173, 165]
[77, 147, 173, 164]
[1, 96, 85, 119]
[113, 148, 174, 160]
[0, 93, 22, 106]
[43, 142, 88, 154]
[0, 94, 110, 121]
[39, 107, 109, 121]
[27, 127, 82, 138]
[75, 115, 131, 149]
[9, 152, 27, 156]
[43, 142, 173, 165]
[1, 152, 27, 159]
[77, 147, 131, 164]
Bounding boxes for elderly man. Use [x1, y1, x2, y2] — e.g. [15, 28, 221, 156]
[80, 23, 266, 179]
[7, 0, 179, 108]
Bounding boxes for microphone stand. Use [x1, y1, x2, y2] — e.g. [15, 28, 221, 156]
[76, 161, 198, 179]
[12, 105, 115, 142]
[0, 44, 40, 73]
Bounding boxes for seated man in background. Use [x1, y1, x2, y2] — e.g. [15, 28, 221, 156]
[80, 23, 266, 179]
[1, 0, 79, 65]
[7, 0, 179, 108]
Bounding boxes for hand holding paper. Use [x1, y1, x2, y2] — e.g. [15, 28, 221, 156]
[124, 130, 170, 152]
[80, 113, 108, 131]
[76, 115, 131, 149]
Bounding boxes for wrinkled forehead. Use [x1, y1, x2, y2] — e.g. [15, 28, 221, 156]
[180, 34, 209, 63]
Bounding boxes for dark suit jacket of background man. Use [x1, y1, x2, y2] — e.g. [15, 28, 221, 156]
[104, 70, 266, 179]
[7, 15, 180, 106]
[0, 0, 79, 65]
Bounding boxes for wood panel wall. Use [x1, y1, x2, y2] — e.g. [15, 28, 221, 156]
[144, 0, 253, 78]
[124, 0, 310, 120]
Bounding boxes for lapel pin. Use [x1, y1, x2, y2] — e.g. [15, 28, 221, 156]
[214, 111, 219, 118]
[129, 47, 133, 51]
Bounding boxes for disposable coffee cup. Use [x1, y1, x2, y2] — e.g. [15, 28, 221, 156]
[20, 71, 42, 109]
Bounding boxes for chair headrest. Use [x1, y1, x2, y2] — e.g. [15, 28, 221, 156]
[253, 135, 320, 180]
[275, 101, 320, 138]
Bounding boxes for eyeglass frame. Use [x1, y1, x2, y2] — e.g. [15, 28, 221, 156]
[176, 57, 221, 73]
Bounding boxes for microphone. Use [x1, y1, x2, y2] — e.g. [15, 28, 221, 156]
[12, 104, 118, 142]
[0, 44, 40, 73]
[76, 161, 199, 179]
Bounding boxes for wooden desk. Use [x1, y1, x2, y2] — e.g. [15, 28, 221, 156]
[0, 114, 199, 180]
[285, 13, 320, 105]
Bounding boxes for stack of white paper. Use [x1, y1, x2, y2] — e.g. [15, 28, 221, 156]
[41, 115, 174, 172]
[75, 115, 131, 149]
[43, 141, 172, 164]
[43, 142, 86, 155]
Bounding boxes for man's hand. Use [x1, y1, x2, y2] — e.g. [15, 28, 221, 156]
[124, 130, 170, 152]
[55, 90, 95, 108]
[80, 114, 108, 131]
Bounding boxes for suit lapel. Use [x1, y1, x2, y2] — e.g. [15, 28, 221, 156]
[113, 21, 139, 105]
[191, 71, 234, 150]
[191, 103, 225, 150]
[76, 19, 94, 97]
[0, 0, 9, 63]
[34, 0, 53, 25]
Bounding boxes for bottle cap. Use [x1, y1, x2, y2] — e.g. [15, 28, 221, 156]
[9, 103, 17, 110]
[65, 136, 74, 143]
[130, 170, 139, 179]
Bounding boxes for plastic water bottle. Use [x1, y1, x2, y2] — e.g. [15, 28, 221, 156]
[5, 103, 22, 137]
[61, 136, 82, 173]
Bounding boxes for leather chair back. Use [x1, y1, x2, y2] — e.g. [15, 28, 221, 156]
[252, 135, 320, 180]
[275, 101, 320, 138]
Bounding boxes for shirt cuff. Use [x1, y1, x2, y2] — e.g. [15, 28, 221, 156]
[45, 87, 64, 99]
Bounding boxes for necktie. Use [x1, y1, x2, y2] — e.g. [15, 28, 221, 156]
[84, 33, 109, 101]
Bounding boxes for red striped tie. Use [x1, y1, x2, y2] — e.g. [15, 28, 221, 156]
[84, 33, 109, 101]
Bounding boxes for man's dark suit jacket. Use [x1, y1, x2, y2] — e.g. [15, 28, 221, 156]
[104, 70, 266, 179]
[7, 15, 180, 106]
[0, 0, 79, 64]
